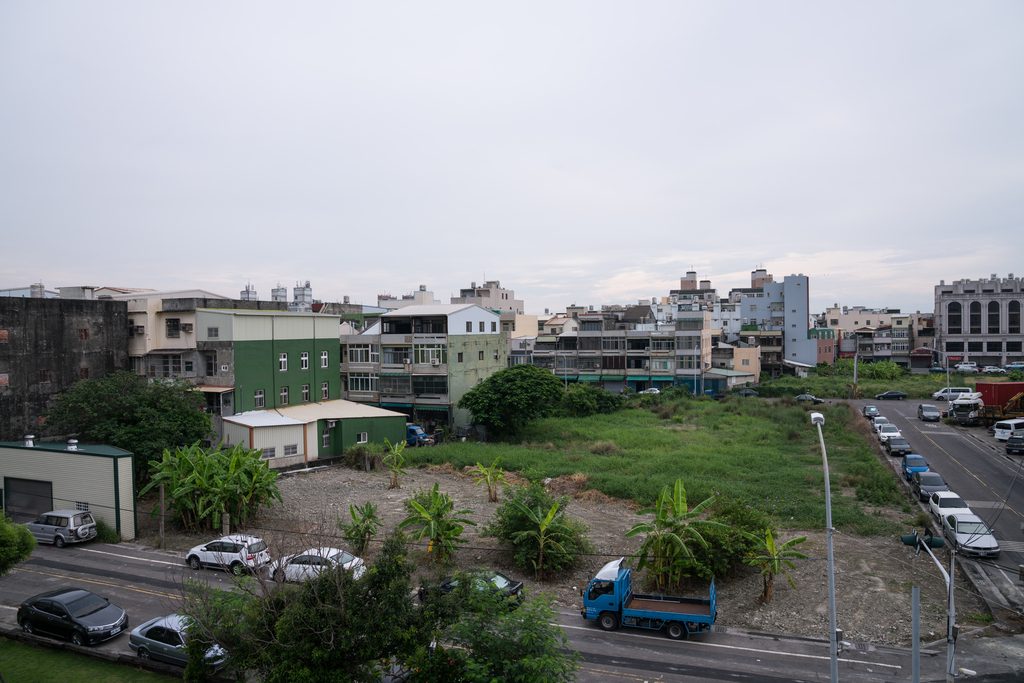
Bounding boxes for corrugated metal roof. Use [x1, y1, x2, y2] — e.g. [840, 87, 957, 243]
[196, 385, 234, 393]
[274, 399, 406, 421]
[224, 412, 306, 428]
[704, 369, 756, 377]
[381, 304, 479, 317]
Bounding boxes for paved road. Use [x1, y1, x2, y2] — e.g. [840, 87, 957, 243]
[858, 398, 1024, 609]
[0, 542, 954, 682]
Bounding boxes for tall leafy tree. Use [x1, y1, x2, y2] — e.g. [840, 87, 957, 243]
[0, 513, 35, 577]
[45, 371, 212, 484]
[457, 364, 564, 440]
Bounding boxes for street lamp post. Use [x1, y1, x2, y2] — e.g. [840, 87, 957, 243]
[811, 411, 839, 683]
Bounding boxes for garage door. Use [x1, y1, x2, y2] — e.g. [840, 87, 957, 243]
[3, 477, 53, 523]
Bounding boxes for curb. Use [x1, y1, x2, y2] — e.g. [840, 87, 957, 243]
[0, 626, 232, 682]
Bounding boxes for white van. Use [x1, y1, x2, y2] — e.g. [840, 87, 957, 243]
[955, 362, 978, 373]
[932, 387, 971, 401]
[993, 419, 1024, 441]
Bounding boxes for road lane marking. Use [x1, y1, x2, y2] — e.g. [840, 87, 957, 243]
[15, 566, 180, 601]
[76, 547, 181, 566]
[908, 426, 1024, 522]
[0, 605, 16, 610]
[998, 541, 1024, 553]
[555, 623, 901, 670]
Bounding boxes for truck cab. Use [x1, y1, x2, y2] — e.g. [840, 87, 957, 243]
[406, 424, 434, 447]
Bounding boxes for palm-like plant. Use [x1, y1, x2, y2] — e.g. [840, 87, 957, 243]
[510, 501, 572, 580]
[397, 483, 476, 563]
[625, 479, 728, 591]
[382, 437, 408, 489]
[467, 458, 507, 503]
[741, 529, 808, 603]
[338, 502, 383, 556]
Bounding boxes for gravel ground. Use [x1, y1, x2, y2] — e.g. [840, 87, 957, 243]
[134, 461, 992, 646]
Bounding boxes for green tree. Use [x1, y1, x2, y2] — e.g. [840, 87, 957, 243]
[741, 529, 808, 603]
[338, 502, 383, 556]
[382, 437, 408, 489]
[466, 457, 507, 502]
[45, 371, 212, 485]
[625, 479, 729, 591]
[184, 532, 456, 683]
[458, 364, 565, 440]
[0, 514, 35, 577]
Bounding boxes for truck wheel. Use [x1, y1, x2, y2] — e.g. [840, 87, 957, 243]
[666, 622, 687, 640]
[598, 612, 619, 631]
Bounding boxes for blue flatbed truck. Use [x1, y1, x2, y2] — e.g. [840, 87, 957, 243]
[581, 558, 716, 639]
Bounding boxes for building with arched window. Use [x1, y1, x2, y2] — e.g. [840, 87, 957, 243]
[934, 275, 1023, 367]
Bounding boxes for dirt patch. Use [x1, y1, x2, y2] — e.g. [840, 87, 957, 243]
[132, 463, 989, 647]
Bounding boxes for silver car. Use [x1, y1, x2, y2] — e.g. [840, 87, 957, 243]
[272, 547, 366, 583]
[26, 510, 97, 548]
[129, 614, 226, 670]
[941, 513, 1000, 559]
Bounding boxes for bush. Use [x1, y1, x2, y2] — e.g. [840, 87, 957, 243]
[343, 442, 386, 470]
[95, 519, 121, 544]
[677, 497, 770, 582]
[481, 481, 593, 574]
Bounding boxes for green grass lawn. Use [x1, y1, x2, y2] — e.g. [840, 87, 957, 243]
[406, 397, 902, 535]
[0, 637, 175, 683]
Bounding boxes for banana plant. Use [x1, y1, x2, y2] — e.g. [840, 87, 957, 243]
[510, 501, 571, 580]
[741, 529, 808, 603]
[466, 457, 507, 502]
[397, 483, 475, 563]
[625, 478, 728, 591]
[383, 437, 408, 489]
[338, 502, 383, 556]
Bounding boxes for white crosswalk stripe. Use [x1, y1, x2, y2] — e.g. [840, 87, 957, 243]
[997, 541, 1024, 553]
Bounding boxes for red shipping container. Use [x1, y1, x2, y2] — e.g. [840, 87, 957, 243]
[976, 382, 1024, 408]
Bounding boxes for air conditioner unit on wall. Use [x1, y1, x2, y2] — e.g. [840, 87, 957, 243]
[135, 326, 145, 335]
[430, 358, 440, 366]
[181, 323, 194, 332]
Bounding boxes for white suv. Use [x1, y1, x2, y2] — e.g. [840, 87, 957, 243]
[186, 534, 271, 575]
[954, 362, 978, 373]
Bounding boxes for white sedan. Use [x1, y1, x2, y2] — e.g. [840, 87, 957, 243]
[272, 547, 366, 583]
[941, 514, 1000, 559]
[877, 424, 901, 444]
[928, 491, 971, 520]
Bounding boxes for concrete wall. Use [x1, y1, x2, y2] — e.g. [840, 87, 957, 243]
[447, 334, 507, 424]
[0, 298, 129, 441]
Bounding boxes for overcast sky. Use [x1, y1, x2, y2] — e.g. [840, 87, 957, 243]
[2, 2, 1022, 316]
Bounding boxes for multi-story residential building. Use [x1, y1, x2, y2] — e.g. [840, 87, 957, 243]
[194, 309, 343, 434]
[890, 315, 912, 368]
[450, 280, 524, 315]
[872, 326, 893, 362]
[339, 304, 507, 429]
[808, 327, 836, 365]
[0, 293, 128, 441]
[499, 313, 539, 339]
[670, 271, 719, 308]
[935, 274, 1024, 367]
[823, 305, 902, 345]
[540, 315, 579, 335]
[533, 311, 714, 394]
[726, 268, 773, 304]
[709, 342, 761, 389]
[737, 273, 816, 374]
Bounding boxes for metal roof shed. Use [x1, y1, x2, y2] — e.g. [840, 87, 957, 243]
[0, 439, 136, 539]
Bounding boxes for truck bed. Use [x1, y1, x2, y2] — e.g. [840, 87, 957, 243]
[626, 594, 713, 616]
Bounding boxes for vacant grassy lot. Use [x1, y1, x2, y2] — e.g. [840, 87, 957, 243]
[406, 397, 901, 534]
[0, 638, 173, 683]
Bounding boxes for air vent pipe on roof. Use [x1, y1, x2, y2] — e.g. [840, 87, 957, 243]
[67, 439, 79, 451]
[24, 435, 35, 447]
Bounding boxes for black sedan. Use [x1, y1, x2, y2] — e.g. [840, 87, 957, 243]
[875, 391, 907, 401]
[418, 570, 524, 609]
[795, 394, 825, 404]
[18, 588, 128, 646]
[1006, 436, 1024, 455]
[733, 389, 759, 397]
[885, 436, 912, 457]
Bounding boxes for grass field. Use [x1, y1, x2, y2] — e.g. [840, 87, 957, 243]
[753, 371, 1004, 400]
[0, 637, 174, 683]
[405, 397, 902, 535]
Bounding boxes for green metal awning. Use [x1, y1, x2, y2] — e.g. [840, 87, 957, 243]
[379, 372, 410, 377]
[577, 375, 601, 381]
[381, 403, 412, 407]
[602, 375, 624, 380]
[415, 405, 450, 412]
[627, 376, 651, 381]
